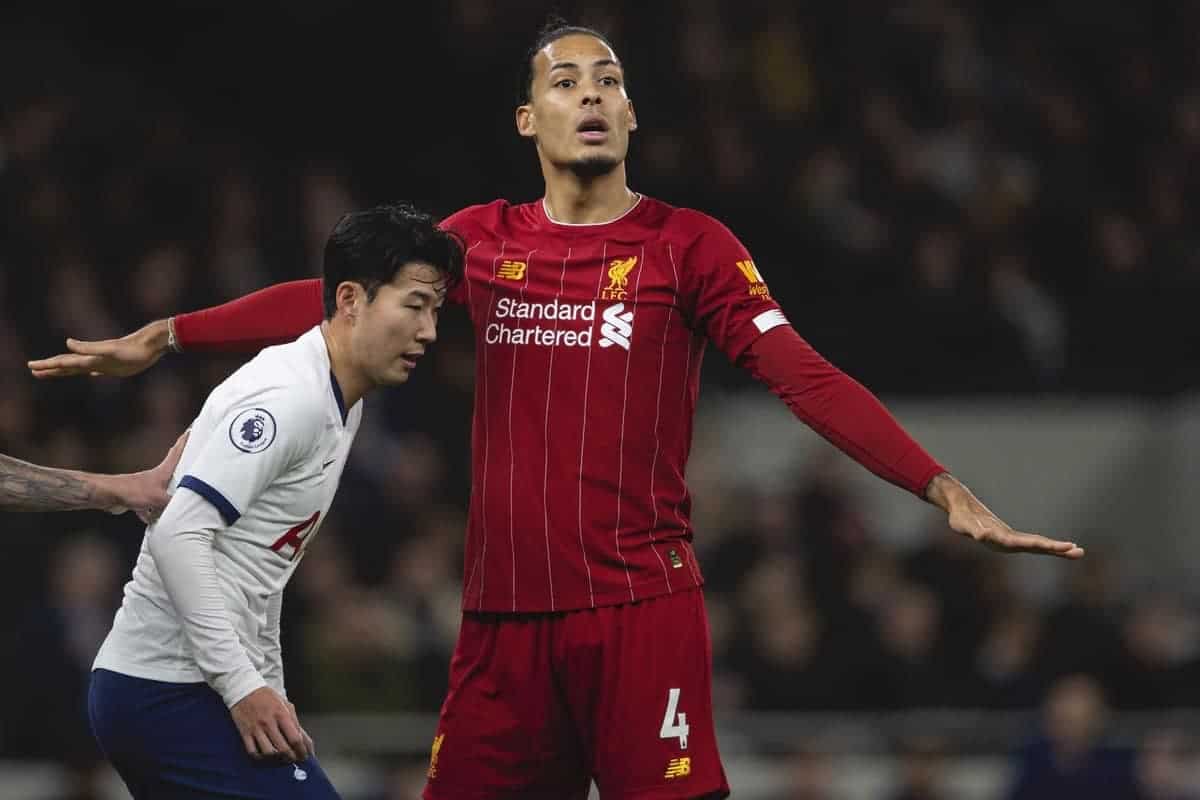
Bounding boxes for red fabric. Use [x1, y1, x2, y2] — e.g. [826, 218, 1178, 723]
[168, 194, 940, 613]
[173, 279, 324, 352]
[741, 325, 945, 497]
[443, 197, 788, 612]
[424, 588, 727, 800]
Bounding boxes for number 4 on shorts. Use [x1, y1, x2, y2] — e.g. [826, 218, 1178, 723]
[659, 687, 689, 749]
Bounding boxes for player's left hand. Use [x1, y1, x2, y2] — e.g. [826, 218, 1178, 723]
[106, 430, 189, 521]
[289, 701, 316, 757]
[947, 500, 1084, 559]
[928, 472, 1084, 559]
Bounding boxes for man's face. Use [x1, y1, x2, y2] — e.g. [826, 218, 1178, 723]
[350, 262, 443, 386]
[517, 34, 637, 175]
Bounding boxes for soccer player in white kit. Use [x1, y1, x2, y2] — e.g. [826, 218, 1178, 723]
[86, 203, 464, 799]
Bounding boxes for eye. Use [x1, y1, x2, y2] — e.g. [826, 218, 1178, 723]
[554, 78, 576, 89]
[600, 76, 620, 87]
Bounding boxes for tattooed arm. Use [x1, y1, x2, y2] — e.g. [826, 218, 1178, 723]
[0, 453, 104, 511]
[0, 454, 104, 511]
[0, 432, 188, 515]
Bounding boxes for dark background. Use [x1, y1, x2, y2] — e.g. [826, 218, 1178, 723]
[2, 2, 1200, 797]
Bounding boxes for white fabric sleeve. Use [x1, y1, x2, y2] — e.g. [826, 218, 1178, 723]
[147, 488, 266, 708]
[176, 384, 321, 524]
[262, 591, 285, 698]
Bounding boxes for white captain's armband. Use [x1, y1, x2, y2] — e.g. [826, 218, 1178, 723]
[752, 309, 789, 334]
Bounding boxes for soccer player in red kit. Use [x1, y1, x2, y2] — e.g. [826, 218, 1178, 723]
[31, 22, 1085, 800]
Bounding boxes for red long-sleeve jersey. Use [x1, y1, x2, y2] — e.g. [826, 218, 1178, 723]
[176, 195, 944, 612]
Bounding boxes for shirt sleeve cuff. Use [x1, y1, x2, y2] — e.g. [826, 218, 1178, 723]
[217, 666, 268, 709]
[178, 475, 241, 525]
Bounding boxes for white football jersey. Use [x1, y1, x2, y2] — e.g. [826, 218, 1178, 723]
[94, 326, 362, 705]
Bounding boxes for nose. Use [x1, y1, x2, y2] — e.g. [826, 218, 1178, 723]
[416, 312, 438, 344]
[582, 81, 603, 106]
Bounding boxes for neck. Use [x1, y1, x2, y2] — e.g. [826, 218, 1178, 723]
[541, 159, 637, 224]
[320, 320, 370, 410]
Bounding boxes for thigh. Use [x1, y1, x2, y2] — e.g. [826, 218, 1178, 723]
[567, 590, 730, 800]
[88, 669, 339, 800]
[423, 614, 589, 800]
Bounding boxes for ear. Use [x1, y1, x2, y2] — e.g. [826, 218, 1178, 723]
[336, 281, 363, 319]
[626, 99, 637, 133]
[516, 103, 537, 139]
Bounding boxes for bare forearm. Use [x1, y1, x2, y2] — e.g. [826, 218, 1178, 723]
[0, 453, 111, 512]
[924, 472, 977, 513]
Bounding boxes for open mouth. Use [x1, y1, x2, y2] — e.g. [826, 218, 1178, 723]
[577, 117, 609, 142]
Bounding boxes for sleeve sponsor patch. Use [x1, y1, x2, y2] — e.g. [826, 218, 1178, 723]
[752, 309, 789, 334]
[228, 408, 277, 454]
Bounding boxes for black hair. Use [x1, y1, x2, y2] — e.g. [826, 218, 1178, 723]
[517, 16, 619, 105]
[322, 203, 465, 319]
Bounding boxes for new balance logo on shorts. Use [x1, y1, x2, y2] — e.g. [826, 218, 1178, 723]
[664, 757, 692, 778]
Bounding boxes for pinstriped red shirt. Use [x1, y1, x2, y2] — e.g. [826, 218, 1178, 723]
[443, 196, 788, 612]
[175, 194, 943, 613]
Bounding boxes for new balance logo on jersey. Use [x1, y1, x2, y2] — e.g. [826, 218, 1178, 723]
[598, 303, 634, 350]
[497, 260, 527, 281]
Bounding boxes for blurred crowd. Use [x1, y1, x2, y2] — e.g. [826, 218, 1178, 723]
[4, 0, 1200, 798]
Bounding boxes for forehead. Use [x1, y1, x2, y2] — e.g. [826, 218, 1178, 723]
[390, 261, 445, 292]
[536, 34, 620, 75]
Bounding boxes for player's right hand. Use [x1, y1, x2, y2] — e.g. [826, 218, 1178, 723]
[230, 686, 313, 764]
[105, 429, 190, 522]
[28, 318, 170, 379]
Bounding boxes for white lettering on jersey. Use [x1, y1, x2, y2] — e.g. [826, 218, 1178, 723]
[484, 297, 638, 351]
[494, 297, 595, 321]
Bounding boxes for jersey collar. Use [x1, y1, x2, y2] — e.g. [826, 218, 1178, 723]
[329, 370, 349, 425]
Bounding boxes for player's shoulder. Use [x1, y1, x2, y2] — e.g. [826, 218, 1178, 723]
[440, 199, 511, 240]
[213, 330, 329, 425]
[657, 202, 738, 243]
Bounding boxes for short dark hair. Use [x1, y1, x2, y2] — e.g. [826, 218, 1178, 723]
[517, 16, 618, 105]
[322, 203, 465, 319]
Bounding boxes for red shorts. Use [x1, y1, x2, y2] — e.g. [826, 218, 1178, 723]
[422, 587, 729, 800]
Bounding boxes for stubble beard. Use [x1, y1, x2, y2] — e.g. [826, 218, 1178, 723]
[568, 154, 621, 179]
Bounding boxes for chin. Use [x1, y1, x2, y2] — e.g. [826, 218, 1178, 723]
[568, 154, 621, 178]
[380, 368, 411, 386]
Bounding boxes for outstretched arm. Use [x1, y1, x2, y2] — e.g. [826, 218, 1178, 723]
[923, 471, 1084, 557]
[0, 454, 99, 511]
[28, 279, 324, 379]
[741, 326, 1083, 559]
[0, 432, 186, 515]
